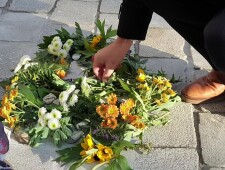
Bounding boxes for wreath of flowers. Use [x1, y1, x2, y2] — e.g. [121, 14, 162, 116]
[0, 20, 181, 169]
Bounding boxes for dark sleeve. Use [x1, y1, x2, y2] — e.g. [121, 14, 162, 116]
[117, 0, 153, 40]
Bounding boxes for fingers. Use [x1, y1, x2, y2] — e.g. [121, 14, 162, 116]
[102, 67, 114, 82]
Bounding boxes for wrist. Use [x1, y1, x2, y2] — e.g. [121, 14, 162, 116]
[114, 37, 133, 48]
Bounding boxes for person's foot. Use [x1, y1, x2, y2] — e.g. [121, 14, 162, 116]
[181, 70, 225, 104]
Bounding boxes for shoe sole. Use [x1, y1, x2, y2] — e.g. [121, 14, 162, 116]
[181, 91, 225, 104]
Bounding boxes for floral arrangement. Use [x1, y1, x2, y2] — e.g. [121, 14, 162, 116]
[0, 20, 181, 169]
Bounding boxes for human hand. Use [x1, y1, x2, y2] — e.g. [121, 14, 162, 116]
[93, 37, 132, 82]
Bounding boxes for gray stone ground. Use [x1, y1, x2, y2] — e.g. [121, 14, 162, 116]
[0, 0, 224, 170]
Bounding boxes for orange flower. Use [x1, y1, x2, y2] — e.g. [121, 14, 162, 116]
[107, 93, 117, 105]
[5, 86, 10, 91]
[128, 115, 140, 124]
[125, 99, 135, 109]
[8, 116, 18, 128]
[133, 122, 145, 129]
[2, 94, 8, 105]
[101, 118, 118, 129]
[60, 57, 67, 65]
[106, 105, 119, 118]
[56, 70, 66, 79]
[96, 104, 108, 118]
[119, 102, 130, 115]
[9, 88, 18, 101]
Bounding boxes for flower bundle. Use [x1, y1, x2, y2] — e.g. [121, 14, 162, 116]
[0, 20, 181, 169]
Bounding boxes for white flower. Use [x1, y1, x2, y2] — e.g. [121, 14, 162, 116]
[74, 89, 80, 94]
[58, 49, 67, 58]
[48, 118, 61, 130]
[68, 93, 78, 106]
[52, 36, 61, 42]
[50, 109, 62, 120]
[66, 39, 74, 46]
[59, 91, 69, 104]
[38, 118, 46, 127]
[14, 64, 22, 73]
[38, 107, 47, 118]
[19, 55, 31, 65]
[72, 54, 81, 60]
[63, 43, 71, 52]
[52, 40, 62, 51]
[66, 85, 76, 94]
[44, 113, 54, 123]
[24, 63, 31, 70]
[62, 102, 69, 112]
[48, 44, 58, 55]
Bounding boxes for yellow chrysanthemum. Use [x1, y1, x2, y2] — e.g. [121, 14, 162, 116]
[9, 88, 18, 101]
[96, 144, 113, 162]
[136, 73, 146, 83]
[166, 89, 177, 97]
[152, 77, 163, 85]
[5, 85, 10, 91]
[133, 122, 146, 130]
[81, 134, 95, 150]
[164, 80, 172, 88]
[11, 76, 18, 84]
[137, 83, 151, 91]
[96, 104, 108, 118]
[154, 99, 162, 106]
[125, 99, 135, 109]
[119, 102, 130, 115]
[106, 105, 119, 118]
[90, 35, 102, 48]
[161, 93, 169, 103]
[106, 93, 117, 105]
[2, 94, 8, 105]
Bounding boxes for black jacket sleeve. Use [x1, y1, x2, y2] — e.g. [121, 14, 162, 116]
[117, 0, 153, 40]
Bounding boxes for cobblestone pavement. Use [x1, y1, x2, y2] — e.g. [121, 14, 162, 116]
[0, 0, 225, 170]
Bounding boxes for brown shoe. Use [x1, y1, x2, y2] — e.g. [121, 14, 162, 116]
[181, 70, 225, 104]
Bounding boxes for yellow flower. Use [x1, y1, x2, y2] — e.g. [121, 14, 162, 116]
[96, 144, 113, 162]
[136, 73, 146, 83]
[9, 88, 18, 101]
[106, 105, 119, 118]
[90, 35, 102, 48]
[56, 70, 66, 79]
[2, 94, 8, 105]
[80, 150, 96, 163]
[5, 85, 10, 91]
[161, 93, 169, 103]
[152, 77, 163, 85]
[107, 93, 117, 105]
[11, 76, 18, 84]
[154, 99, 162, 106]
[125, 99, 135, 109]
[96, 104, 108, 118]
[81, 134, 95, 150]
[164, 80, 172, 88]
[119, 102, 130, 115]
[137, 68, 145, 74]
[166, 89, 177, 97]
[133, 122, 145, 130]
[8, 116, 18, 128]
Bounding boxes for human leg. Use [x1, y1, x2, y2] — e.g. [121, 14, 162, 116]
[164, 10, 225, 104]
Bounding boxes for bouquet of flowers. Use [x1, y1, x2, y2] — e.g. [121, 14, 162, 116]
[0, 20, 181, 169]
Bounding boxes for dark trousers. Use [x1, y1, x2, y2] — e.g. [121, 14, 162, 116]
[164, 8, 225, 73]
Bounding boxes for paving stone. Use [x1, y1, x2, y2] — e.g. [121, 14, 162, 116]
[139, 28, 186, 59]
[50, 0, 98, 31]
[99, 13, 118, 30]
[9, 0, 57, 13]
[6, 138, 70, 170]
[191, 46, 212, 70]
[199, 112, 225, 167]
[144, 57, 187, 82]
[150, 13, 171, 28]
[209, 168, 225, 170]
[0, 0, 7, 7]
[122, 148, 199, 170]
[100, 0, 122, 14]
[143, 102, 197, 148]
[200, 100, 225, 113]
[0, 41, 37, 78]
[194, 69, 211, 80]
[0, 12, 47, 42]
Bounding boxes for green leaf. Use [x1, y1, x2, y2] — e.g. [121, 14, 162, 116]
[118, 78, 131, 92]
[18, 84, 36, 104]
[61, 126, 72, 136]
[41, 127, 50, 139]
[96, 19, 106, 39]
[53, 130, 61, 145]
[111, 141, 134, 156]
[105, 156, 132, 170]
[69, 157, 88, 170]
[59, 130, 68, 140]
